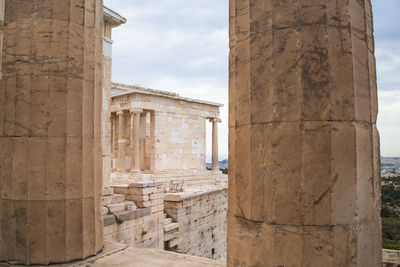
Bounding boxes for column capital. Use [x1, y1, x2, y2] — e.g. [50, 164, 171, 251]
[130, 108, 143, 114]
[208, 117, 222, 123]
[116, 110, 124, 116]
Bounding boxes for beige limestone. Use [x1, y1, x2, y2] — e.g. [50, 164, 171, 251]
[108, 85, 228, 259]
[210, 118, 222, 171]
[116, 111, 126, 172]
[102, 55, 112, 192]
[0, 0, 104, 264]
[104, 182, 165, 249]
[111, 83, 222, 174]
[0, 242, 226, 267]
[228, 0, 381, 266]
[164, 188, 227, 260]
[130, 109, 142, 173]
[101, 12, 125, 194]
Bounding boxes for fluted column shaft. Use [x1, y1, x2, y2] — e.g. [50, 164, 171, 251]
[116, 111, 126, 172]
[130, 109, 142, 173]
[0, 0, 103, 264]
[210, 118, 221, 171]
[228, 0, 381, 266]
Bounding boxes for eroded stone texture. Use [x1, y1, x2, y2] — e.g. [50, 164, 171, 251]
[110, 83, 222, 177]
[228, 0, 381, 265]
[0, 0, 104, 264]
[102, 11, 125, 194]
[164, 188, 227, 260]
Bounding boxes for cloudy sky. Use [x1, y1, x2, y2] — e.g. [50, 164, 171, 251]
[104, 0, 400, 159]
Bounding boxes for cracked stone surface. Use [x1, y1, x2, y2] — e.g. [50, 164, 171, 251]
[0, 0, 104, 264]
[228, 0, 381, 265]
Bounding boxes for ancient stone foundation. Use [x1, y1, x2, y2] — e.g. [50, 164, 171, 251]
[164, 188, 227, 260]
[104, 182, 165, 248]
[0, 0, 104, 264]
[228, 0, 381, 266]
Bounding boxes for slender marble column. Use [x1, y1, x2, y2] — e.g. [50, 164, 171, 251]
[210, 118, 221, 171]
[228, 0, 381, 266]
[116, 111, 126, 172]
[111, 114, 116, 171]
[130, 109, 142, 173]
[0, 0, 103, 264]
[149, 111, 156, 172]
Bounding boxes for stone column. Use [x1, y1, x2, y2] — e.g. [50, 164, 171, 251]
[102, 29, 113, 195]
[0, 0, 104, 265]
[111, 114, 116, 171]
[210, 118, 221, 171]
[140, 112, 147, 171]
[228, 0, 381, 266]
[149, 111, 156, 172]
[130, 109, 142, 173]
[116, 110, 126, 172]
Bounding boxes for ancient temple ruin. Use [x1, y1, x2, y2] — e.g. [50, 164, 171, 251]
[102, 82, 228, 257]
[100, 6, 228, 260]
[0, 0, 385, 266]
[109, 83, 223, 179]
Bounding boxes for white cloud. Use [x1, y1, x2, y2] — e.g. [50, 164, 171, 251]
[378, 90, 400, 157]
[105, 0, 400, 157]
[376, 41, 400, 91]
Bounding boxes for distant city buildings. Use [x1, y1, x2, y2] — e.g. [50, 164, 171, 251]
[381, 157, 400, 178]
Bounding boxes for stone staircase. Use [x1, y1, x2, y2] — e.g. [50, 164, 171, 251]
[163, 213, 179, 250]
[102, 192, 151, 227]
[102, 194, 137, 214]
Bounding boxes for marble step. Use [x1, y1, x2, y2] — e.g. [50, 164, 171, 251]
[164, 218, 172, 225]
[102, 194, 125, 206]
[164, 230, 179, 242]
[164, 222, 179, 233]
[106, 201, 135, 213]
[168, 237, 179, 248]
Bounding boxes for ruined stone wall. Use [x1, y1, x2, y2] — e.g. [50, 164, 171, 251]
[104, 182, 165, 249]
[164, 188, 227, 260]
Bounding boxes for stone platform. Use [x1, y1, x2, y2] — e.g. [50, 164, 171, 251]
[0, 242, 225, 267]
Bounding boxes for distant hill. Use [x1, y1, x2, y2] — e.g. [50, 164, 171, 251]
[382, 157, 400, 168]
[206, 159, 228, 169]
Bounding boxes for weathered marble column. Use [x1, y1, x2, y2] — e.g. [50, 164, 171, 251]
[149, 111, 156, 172]
[210, 118, 221, 171]
[228, 0, 381, 266]
[111, 114, 117, 171]
[116, 110, 126, 172]
[130, 109, 142, 173]
[0, 0, 104, 265]
[140, 112, 147, 171]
